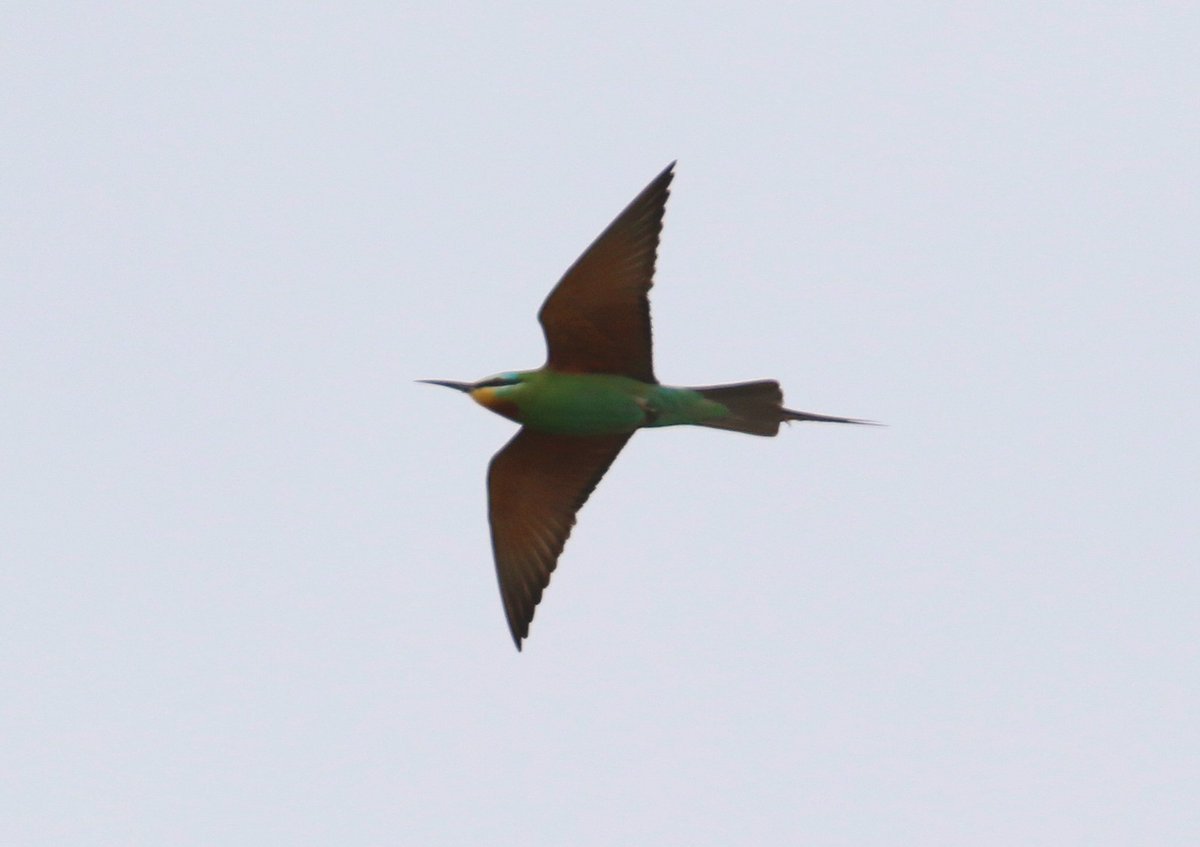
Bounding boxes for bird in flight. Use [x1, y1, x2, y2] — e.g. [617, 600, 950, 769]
[422, 162, 871, 650]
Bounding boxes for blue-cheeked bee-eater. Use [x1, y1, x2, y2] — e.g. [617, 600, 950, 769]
[423, 163, 872, 649]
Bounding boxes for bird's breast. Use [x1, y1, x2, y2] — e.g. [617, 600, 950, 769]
[517, 375, 648, 436]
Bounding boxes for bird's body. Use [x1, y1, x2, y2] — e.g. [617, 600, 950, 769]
[422, 163, 872, 649]
[468, 371, 729, 435]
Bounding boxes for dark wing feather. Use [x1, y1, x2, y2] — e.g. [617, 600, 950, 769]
[487, 427, 632, 649]
[538, 163, 674, 384]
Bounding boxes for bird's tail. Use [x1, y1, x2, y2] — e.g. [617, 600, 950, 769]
[694, 380, 874, 437]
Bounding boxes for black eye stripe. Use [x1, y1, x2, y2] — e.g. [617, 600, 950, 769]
[475, 377, 515, 389]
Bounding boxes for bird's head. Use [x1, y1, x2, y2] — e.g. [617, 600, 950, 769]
[418, 372, 528, 421]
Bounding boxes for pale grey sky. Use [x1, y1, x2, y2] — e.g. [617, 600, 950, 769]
[3, 4, 1197, 845]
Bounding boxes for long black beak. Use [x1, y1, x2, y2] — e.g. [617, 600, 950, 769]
[417, 379, 473, 393]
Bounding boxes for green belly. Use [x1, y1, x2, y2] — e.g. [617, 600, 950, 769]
[519, 373, 647, 435]
[517, 373, 728, 436]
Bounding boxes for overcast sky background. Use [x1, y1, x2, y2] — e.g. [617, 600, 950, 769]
[4, 4, 1197, 845]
